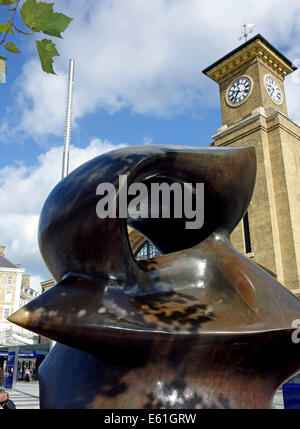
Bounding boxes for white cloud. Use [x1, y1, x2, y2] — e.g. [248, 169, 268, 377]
[143, 136, 153, 145]
[0, 138, 126, 290]
[17, 60, 66, 138]
[4, 0, 300, 141]
[29, 275, 44, 295]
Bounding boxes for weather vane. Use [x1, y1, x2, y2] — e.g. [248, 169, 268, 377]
[238, 24, 256, 43]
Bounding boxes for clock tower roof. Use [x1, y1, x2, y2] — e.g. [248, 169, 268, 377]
[203, 34, 296, 83]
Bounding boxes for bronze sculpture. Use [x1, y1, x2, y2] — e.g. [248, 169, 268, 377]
[8, 145, 300, 408]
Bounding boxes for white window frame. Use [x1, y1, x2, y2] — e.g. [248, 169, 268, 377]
[7, 276, 12, 285]
[3, 307, 10, 319]
[4, 290, 12, 303]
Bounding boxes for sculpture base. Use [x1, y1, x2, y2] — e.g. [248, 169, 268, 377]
[39, 329, 300, 409]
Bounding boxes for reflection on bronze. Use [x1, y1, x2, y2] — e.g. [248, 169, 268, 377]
[8, 145, 300, 409]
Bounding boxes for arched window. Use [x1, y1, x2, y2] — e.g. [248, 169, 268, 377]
[243, 212, 252, 254]
[135, 240, 161, 260]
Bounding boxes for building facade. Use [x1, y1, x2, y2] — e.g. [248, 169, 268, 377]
[0, 245, 24, 332]
[0, 245, 40, 346]
[203, 34, 300, 296]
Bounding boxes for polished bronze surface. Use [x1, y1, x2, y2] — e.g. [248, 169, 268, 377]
[8, 145, 300, 408]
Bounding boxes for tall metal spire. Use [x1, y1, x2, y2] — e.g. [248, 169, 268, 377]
[62, 59, 75, 179]
[51, 59, 75, 352]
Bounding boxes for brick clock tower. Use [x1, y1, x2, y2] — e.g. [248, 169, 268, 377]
[203, 34, 300, 295]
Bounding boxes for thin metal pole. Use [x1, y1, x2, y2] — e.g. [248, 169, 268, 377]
[62, 59, 75, 179]
[50, 60, 75, 352]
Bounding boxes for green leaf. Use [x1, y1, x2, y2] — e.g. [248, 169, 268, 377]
[0, 1, 17, 5]
[42, 11, 73, 38]
[36, 38, 59, 74]
[0, 56, 8, 60]
[20, 0, 52, 32]
[4, 42, 20, 53]
[0, 19, 14, 34]
[20, 0, 72, 38]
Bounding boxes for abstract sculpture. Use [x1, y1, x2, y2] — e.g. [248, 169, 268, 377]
[8, 145, 300, 408]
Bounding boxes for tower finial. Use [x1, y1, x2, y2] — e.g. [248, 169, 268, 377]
[238, 24, 256, 43]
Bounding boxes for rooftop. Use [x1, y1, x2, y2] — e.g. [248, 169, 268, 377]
[0, 330, 40, 347]
[203, 34, 297, 82]
[0, 255, 20, 269]
[21, 285, 39, 299]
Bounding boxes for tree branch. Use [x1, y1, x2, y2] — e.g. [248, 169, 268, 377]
[0, 0, 21, 46]
[11, 23, 32, 36]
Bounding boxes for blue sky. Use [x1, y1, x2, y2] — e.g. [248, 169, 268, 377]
[1, 0, 300, 290]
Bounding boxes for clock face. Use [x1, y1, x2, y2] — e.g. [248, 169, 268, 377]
[264, 75, 283, 104]
[227, 76, 251, 105]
